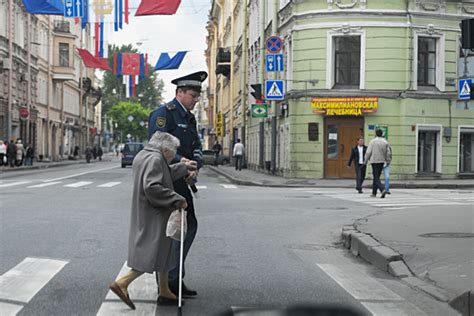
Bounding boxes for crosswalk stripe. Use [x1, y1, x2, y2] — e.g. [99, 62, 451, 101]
[64, 181, 93, 188]
[362, 301, 426, 316]
[196, 185, 208, 189]
[222, 184, 238, 189]
[373, 202, 462, 207]
[27, 181, 62, 188]
[0, 257, 68, 315]
[97, 262, 157, 315]
[97, 182, 121, 188]
[0, 181, 31, 188]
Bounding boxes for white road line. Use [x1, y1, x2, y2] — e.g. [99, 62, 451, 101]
[196, 185, 208, 189]
[0, 181, 31, 188]
[97, 262, 157, 315]
[317, 264, 403, 301]
[222, 184, 238, 189]
[374, 202, 463, 207]
[64, 181, 93, 188]
[0, 257, 68, 315]
[27, 181, 62, 188]
[97, 182, 121, 188]
[44, 165, 119, 182]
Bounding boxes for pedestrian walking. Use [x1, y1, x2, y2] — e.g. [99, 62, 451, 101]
[97, 146, 103, 161]
[0, 140, 6, 166]
[6, 140, 16, 167]
[25, 144, 34, 166]
[383, 143, 392, 194]
[233, 138, 245, 171]
[92, 145, 98, 160]
[15, 139, 25, 166]
[348, 137, 367, 193]
[85, 146, 92, 163]
[364, 129, 391, 198]
[148, 71, 206, 297]
[108, 132, 197, 309]
[212, 141, 222, 166]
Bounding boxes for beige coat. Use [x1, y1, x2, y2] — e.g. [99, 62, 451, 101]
[364, 137, 391, 164]
[127, 146, 188, 273]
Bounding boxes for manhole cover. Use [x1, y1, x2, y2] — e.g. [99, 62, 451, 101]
[419, 232, 474, 238]
[284, 244, 340, 251]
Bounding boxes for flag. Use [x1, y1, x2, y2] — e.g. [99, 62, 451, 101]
[139, 54, 145, 80]
[22, 0, 64, 15]
[77, 49, 110, 70]
[154, 51, 187, 70]
[135, 0, 181, 16]
[122, 53, 141, 76]
[114, 52, 123, 76]
[81, 0, 89, 29]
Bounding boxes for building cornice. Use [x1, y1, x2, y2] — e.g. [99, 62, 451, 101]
[287, 89, 458, 100]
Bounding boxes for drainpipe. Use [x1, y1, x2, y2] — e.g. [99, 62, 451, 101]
[230, 0, 235, 155]
[216, 0, 224, 148]
[241, 0, 248, 148]
[259, 0, 266, 169]
[270, 0, 278, 174]
[7, 0, 13, 140]
[27, 14, 32, 145]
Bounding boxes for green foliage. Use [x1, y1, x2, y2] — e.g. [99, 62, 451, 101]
[108, 101, 151, 142]
[102, 44, 164, 115]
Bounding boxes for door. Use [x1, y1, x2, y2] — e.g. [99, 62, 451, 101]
[325, 118, 364, 178]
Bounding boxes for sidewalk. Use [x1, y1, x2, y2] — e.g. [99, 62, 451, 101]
[0, 153, 117, 174]
[208, 165, 474, 189]
[208, 165, 474, 315]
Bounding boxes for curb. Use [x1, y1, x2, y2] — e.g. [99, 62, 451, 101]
[341, 222, 470, 315]
[208, 166, 474, 189]
[0, 158, 114, 175]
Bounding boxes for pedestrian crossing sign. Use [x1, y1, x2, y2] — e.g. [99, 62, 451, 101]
[265, 80, 285, 100]
[459, 79, 472, 100]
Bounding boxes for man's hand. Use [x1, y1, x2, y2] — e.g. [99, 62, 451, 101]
[179, 200, 188, 209]
[185, 160, 197, 171]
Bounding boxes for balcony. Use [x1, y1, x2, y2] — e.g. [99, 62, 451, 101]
[52, 65, 75, 81]
[54, 21, 71, 34]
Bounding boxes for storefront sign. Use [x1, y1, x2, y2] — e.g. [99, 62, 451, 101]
[312, 97, 378, 116]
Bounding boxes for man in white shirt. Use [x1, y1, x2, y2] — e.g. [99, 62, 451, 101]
[232, 138, 245, 171]
[348, 137, 367, 193]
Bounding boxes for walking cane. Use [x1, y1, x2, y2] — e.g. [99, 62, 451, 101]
[178, 208, 185, 315]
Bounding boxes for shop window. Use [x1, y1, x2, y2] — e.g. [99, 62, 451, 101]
[417, 126, 441, 174]
[59, 43, 69, 67]
[334, 36, 360, 87]
[459, 127, 474, 174]
[417, 37, 436, 86]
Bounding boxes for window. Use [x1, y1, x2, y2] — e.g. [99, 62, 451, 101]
[418, 37, 436, 86]
[459, 127, 474, 174]
[334, 36, 360, 87]
[417, 126, 441, 174]
[59, 43, 69, 67]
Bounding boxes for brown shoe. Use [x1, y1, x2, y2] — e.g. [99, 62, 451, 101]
[109, 282, 136, 310]
[157, 295, 184, 306]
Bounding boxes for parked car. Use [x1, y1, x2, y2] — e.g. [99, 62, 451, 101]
[121, 142, 144, 168]
[202, 150, 230, 165]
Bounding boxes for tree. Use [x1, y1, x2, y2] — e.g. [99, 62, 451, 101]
[102, 44, 164, 115]
[108, 101, 151, 142]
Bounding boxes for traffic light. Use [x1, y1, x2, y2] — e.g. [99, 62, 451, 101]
[250, 84, 263, 103]
[461, 18, 474, 49]
[471, 82, 474, 100]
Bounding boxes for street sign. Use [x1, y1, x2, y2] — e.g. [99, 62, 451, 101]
[251, 104, 268, 118]
[64, 0, 83, 18]
[266, 36, 283, 54]
[265, 80, 285, 100]
[266, 54, 284, 72]
[459, 79, 472, 100]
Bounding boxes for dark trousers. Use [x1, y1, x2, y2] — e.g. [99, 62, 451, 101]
[0, 154, 4, 166]
[355, 163, 366, 191]
[235, 155, 242, 170]
[157, 184, 198, 288]
[371, 163, 385, 195]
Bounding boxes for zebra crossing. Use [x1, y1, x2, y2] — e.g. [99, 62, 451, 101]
[297, 188, 474, 209]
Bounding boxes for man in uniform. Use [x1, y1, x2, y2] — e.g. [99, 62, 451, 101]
[148, 71, 207, 298]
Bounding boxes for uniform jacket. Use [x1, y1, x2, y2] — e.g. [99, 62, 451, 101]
[127, 146, 188, 273]
[148, 98, 203, 169]
[364, 137, 391, 164]
[348, 145, 367, 167]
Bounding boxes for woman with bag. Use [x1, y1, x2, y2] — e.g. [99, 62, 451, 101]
[108, 131, 197, 310]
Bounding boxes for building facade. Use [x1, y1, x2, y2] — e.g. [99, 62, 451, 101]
[206, 0, 474, 180]
[0, 0, 99, 161]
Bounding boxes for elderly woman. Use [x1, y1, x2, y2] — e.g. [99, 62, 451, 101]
[109, 131, 197, 309]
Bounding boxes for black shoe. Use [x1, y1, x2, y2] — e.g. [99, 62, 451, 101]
[386, 191, 391, 195]
[357, 189, 363, 194]
[381, 190, 387, 198]
[157, 295, 183, 306]
[370, 194, 376, 197]
[169, 283, 197, 297]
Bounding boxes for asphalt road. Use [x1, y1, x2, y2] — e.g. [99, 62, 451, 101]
[0, 160, 459, 315]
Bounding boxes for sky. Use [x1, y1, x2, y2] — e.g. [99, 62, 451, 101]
[106, 0, 212, 102]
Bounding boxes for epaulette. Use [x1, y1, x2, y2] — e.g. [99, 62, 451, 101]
[165, 102, 176, 110]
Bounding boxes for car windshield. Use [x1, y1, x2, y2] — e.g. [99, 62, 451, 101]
[123, 143, 143, 154]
